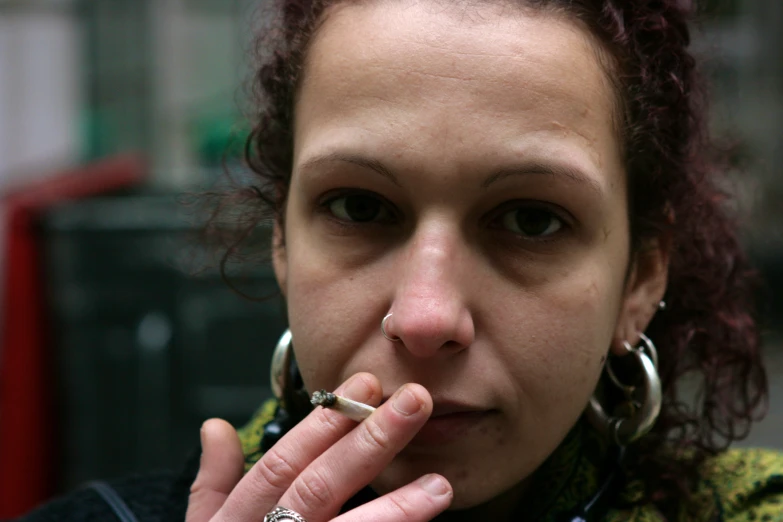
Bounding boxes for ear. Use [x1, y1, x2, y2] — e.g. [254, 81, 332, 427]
[271, 220, 288, 299]
[611, 234, 670, 356]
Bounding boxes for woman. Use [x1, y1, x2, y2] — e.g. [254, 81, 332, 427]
[20, 1, 781, 521]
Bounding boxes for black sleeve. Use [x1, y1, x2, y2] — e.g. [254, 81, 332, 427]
[15, 472, 181, 522]
[14, 449, 201, 522]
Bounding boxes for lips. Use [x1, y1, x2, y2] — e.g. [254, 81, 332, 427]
[415, 410, 492, 445]
[430, 401, 486, 417]
[381, 396, 494, 446]
[379, 397, 486, 416]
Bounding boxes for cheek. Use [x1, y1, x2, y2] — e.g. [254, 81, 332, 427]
[495, 262, 624, 414]
[523, 221, 629, 373]
[549, 272, 621, 355]
[286, 257, 351, 389]
[284, 235, 388, 391]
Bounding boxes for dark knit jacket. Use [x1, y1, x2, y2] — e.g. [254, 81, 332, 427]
[12, 451, 200, 522]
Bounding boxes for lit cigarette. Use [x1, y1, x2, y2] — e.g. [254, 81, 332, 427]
[310, 390, 376, 422]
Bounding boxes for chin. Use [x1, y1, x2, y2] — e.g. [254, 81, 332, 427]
[446, 469, 528, 510]
[372, 452, 529, 511]
[444, 485, 498, 510]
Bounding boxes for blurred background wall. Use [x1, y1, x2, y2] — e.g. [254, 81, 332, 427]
[0, 0, 781, 517]
[0, 0, 80, 188]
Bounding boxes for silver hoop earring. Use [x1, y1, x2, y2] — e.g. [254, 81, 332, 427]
[381, 313, 401, 342]
[607, 333, 658, 393]
[270, 329, 294, 403]
[263, 329, 311, 452]
[586, 334, 662, 446]
[270, 329, 310, 408]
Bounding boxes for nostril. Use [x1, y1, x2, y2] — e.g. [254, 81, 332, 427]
[441, 340, 466, 352]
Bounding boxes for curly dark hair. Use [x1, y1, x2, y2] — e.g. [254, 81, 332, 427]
[224, 0, 768, 517]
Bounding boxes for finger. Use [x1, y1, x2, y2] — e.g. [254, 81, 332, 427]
[332, 474, 452, 522]
[278, 383, 432, 522]
[186, 419, 245, 522]
[216, 373, 382, 521]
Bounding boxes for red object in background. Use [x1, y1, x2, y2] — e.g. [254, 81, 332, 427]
[0, 156, 147, 518]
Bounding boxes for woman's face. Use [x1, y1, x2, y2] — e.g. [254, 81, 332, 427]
[273, 1, 666, 509]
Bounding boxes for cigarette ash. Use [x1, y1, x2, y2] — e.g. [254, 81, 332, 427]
[311, 389, 337, 408]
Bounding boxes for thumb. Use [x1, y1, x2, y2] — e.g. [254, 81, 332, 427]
[186, 418, 245, 522]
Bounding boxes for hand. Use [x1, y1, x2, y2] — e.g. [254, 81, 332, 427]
[186, 373, 454, 522]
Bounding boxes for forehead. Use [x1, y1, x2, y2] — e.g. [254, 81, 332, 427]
[295, 1, 622, 188]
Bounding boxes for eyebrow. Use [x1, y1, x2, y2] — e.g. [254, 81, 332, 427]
[298, 152, 402, 187]
[481, 162, 603, 196]
[299, 152, 603, 196]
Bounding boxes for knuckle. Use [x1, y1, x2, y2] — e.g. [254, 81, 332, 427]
[254, 449, 298, 491]
[188, 478, 205, 496]
[291, 468, 335, 509]
[358, 418, 392, 453]
[313, 407, 345, 433]
[387, 490, 421, 520]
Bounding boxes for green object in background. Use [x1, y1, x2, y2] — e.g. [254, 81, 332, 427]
[80, 108, 115, 161]
[195, 116, 251, 166]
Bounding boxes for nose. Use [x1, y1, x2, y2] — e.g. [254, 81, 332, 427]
[386, 226, 475, 357]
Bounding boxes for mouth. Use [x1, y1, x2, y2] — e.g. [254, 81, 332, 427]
[381, 396, 496, 446]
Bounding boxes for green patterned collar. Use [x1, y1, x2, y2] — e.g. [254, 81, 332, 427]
[516, 419, 613, 521]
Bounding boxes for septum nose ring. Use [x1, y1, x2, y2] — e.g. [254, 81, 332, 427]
[381, 313, 401, 342]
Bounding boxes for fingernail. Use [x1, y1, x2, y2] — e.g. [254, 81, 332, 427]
[393, 386, 423, 416]
[342, 375, 369, 401]
[199, 423, 207, 465]
[418, 474, 450, 497]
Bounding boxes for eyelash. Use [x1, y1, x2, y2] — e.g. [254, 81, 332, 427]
[318, 190, 399, 227]
[486, 201, 570, 241]
[318, 190, 570, 240]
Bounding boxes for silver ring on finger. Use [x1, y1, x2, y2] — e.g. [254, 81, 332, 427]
[264, 506, 308, 522]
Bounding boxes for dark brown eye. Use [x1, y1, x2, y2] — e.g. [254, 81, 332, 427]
[328, 194, 391, 222]
[501, 207, 562, 237]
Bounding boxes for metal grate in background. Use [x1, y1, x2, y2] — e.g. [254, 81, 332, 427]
[42, 194, 286, 491]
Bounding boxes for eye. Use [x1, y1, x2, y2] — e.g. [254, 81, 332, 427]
[499, 206, 563, 237]
[326, 193, 394, 223]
